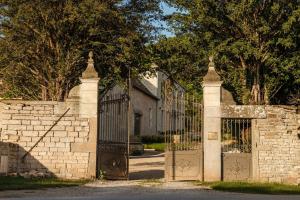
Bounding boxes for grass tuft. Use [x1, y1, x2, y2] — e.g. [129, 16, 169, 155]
[194, 181, 300, 195]
[0, 176, 89, 191]
[143, 143, 165, 151]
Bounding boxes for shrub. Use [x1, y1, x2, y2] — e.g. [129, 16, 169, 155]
[140, 135, 164, 144]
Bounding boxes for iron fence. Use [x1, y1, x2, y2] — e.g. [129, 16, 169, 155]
[99, 93, 129, 144]
[162, 86, 203, 151]
[221, 118, 252, 153]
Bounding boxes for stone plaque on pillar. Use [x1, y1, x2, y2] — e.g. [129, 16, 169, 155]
[208, 132, 218, 140]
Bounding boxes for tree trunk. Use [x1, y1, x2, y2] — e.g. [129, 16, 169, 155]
[53, 77, 66, 101]
[263, 85, 269, 105]
[250, 83, 260, 105]
[41, 86, 49, 101]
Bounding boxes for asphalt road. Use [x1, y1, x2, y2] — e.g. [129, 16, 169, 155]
[0, 182, 300, 200]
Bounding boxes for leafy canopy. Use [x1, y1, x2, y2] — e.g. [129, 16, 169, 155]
[0, 0, 162, 100]
[156, 0, 300, 104]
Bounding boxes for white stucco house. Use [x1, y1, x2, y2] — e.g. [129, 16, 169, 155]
[101, 67, 185, 137]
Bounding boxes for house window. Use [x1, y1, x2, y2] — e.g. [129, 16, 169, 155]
[134, 113, 142, 136]
[149, 108, 152, 128]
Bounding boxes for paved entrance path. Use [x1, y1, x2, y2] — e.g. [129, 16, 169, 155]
[0, 181, 299, 200]
[129, 150, 164, 180]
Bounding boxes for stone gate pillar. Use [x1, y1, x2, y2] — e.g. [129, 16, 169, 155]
[79, 51, 99, 118]
[202, 56, 222, 181]
[78, 51, 99, 177]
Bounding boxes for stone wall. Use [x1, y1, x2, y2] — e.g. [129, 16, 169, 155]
[254, 106, 300, 185]
[0, 100, 96, 179]
[0, 142, 19, 174]
[222, 105, 300, 185]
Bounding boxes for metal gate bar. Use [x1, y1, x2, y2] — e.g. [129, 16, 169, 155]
[221, 118, 251, 153]
[98, 93, 129, 180]
[221, 118, 252, 181]
[164, 93, 202, 151]
[163, 80, 203, 181]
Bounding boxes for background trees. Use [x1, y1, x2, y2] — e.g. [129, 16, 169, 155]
[0, 0, 161, 100]
[153, 0, 300, 104]
[149, 34, 206, 95]
[0, 0, 299, 105]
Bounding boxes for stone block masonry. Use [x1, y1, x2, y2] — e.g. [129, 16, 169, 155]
[0, 142, 18, 174]
[0, 101, 95, 179]
[254, 106, 300, 185]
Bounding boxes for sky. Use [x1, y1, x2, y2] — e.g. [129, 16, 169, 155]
[156, 2, 177, 37]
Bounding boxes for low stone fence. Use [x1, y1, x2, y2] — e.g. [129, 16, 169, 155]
[0, 100, 97, 179]
[222, 105, 300, 185]
[255, 106, 300, 185]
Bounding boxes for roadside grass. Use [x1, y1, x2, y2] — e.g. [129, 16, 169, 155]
[0, 176, 90, 191]
[194, 181, 300, 195]
[143, 143, 165, 152]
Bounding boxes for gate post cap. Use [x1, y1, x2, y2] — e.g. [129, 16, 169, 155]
[82, 51, 99, 79]
[203, 56, 221, 82]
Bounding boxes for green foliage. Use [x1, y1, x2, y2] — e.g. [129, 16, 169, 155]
[0, 0, 162, 100]
[149, 35, 206, 95]
[157, 0, 300, 104]
[97, 170, 106, 180]
[141, 135, 165, 144]
[143, 143, 165, 151]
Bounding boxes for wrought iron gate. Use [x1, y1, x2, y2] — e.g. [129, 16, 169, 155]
[163, 80, 203, 181]
[221, 118, 252, 181]
[97, 93, 129, 180]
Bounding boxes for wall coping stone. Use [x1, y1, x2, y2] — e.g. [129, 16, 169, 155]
[0, 100, 58, 105]
[221, 105, 298, 119]
[202, 81, 223, 87]
[221, 105, 267, 118]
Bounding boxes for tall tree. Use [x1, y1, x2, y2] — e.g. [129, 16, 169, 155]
[149, 35, 207, 94]
[160, 0, 300, 104]
[0, 0, 161, 100]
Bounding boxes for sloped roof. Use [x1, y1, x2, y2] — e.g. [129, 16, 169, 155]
[132, 79, 159, 100]
[100, 79, 159, 100]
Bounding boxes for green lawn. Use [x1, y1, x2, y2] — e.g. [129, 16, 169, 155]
[0, 176, 89, 191]
[195, 181, 300, 195]
[143, 143, 165, 151]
